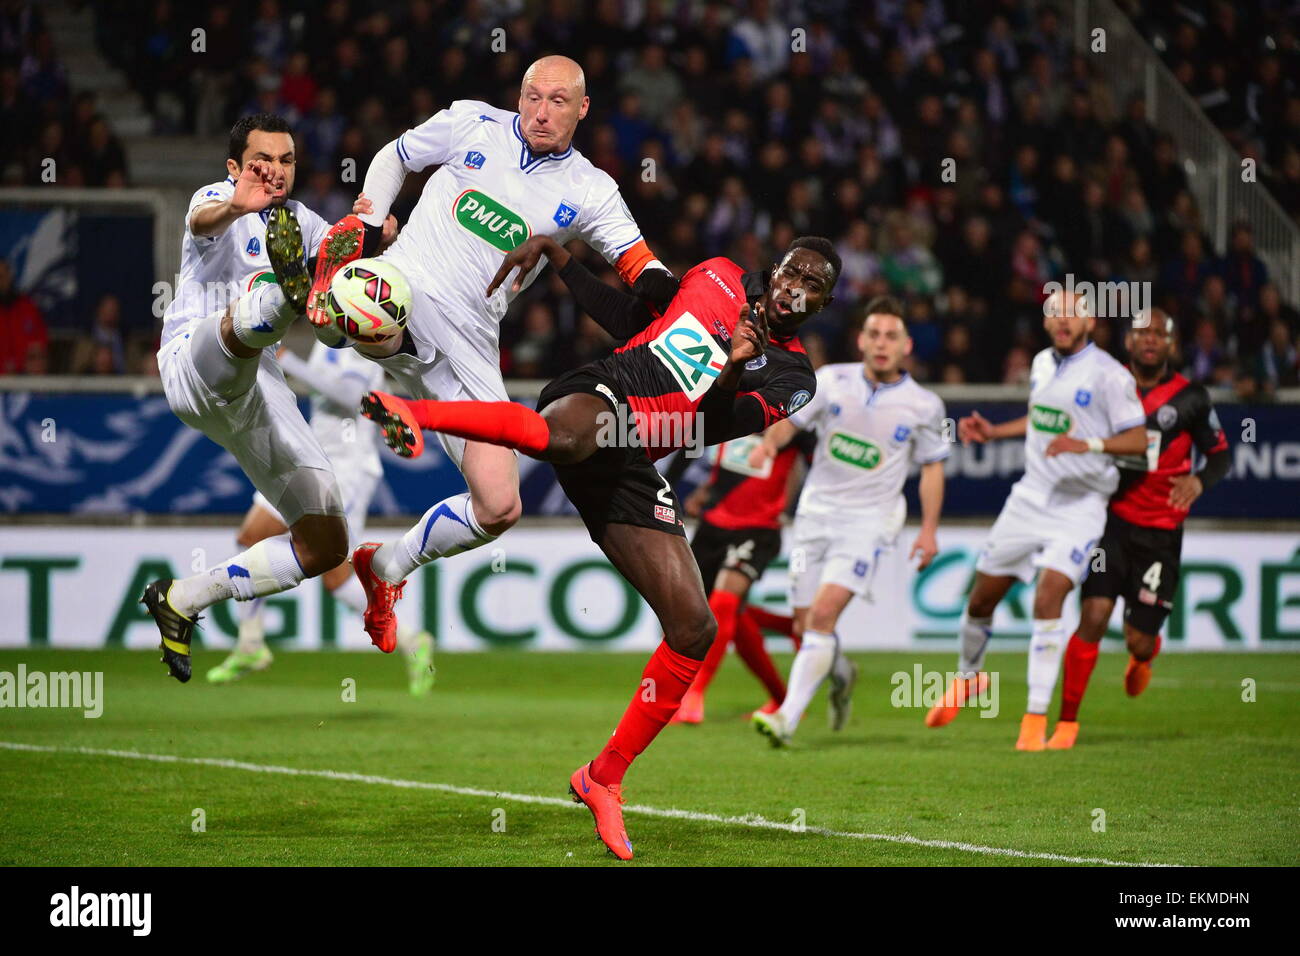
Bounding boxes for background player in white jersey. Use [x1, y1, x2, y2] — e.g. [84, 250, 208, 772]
[205, 336, 435, 694]
[321, 55, 669, 651]
[142, 113, 388, 682]
[749, 298, 949, 746]
[926, 290, 1148, 749]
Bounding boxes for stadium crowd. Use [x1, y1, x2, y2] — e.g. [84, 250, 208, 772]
[1, 0, 1297, 395]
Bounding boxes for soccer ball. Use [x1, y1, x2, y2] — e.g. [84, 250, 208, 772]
[327, 258, 411, 345]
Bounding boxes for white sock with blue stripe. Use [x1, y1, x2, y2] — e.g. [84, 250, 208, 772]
[168, 535, 305, 619]
[231, 283, 297, 349]
[371, 492, 494, 584]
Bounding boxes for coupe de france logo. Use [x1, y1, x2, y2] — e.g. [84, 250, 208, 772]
[553, 200, 578, 228]
[1075, 388, 1092, 407]
[788, 390, 812, 414]
[245, 237, 261, 256]
[464, 150, 486, 169]
[745, 355, 768, 370]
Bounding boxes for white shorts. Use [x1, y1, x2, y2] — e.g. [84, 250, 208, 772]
[368, 286, 510, 470]
[974, 484, 1106, 586]
[159, 318, 341, 526]
[252, 448, 379, 545]
[788, 502, 905, 609]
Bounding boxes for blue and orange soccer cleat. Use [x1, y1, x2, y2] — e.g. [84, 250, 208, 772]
[305, 214, 367, 327]
[569, 764, 634, 861]
[351, 543, 405, 653]
[359, 390, 425, 459]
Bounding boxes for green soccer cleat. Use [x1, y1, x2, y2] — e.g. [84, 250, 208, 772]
[407, 631, 436, 696]
[752, 709, 793, 748]
[140, 579, 198, 683]
[265, 206, 310, 312]
[206, 646, 274, 684]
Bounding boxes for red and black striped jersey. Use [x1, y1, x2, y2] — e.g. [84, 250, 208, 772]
[1110, 370, 1228, 530]
[595, 257, 816, 461]
[701, 435, 810, 531]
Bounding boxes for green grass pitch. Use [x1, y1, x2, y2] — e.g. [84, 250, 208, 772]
[1, 648, 1296, 866]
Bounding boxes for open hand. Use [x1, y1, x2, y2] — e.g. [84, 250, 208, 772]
[730, 300, 769, 365]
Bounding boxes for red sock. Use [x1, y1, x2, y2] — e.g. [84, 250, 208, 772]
[1059, 633, 1101, 722]
[746, 605, 795, 637]
[407, 400, 550, 456]
[1147, 635, 1162, 662]
[590, 642, 701, 787]
[689, 590, 740, 695]
[735, 609, 787, 702]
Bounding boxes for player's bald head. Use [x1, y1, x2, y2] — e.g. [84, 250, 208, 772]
[522, 55, 586, 98]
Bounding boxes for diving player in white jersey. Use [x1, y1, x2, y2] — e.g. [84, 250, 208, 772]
[749, 298, 949, 746]
[206, 336, 435, 694]
[142, 113, 391, 682]
[322, 55, 668, 651]
[925, 290, 1148, 749]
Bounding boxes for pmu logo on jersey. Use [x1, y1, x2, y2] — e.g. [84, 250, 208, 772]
[453, 189, 531, 251]
[828, 431, 882, 469]
[1075, 388, 1092, 407]
[553, 200, 578, 227]
[464, 150, 486, 169]
[245, 237, 261, 256]
[1030, 403, 1072, 434]
[649, 311, 728, 401]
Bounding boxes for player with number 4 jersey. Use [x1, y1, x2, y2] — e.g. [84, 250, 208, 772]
[1046, 308, 1230, 749]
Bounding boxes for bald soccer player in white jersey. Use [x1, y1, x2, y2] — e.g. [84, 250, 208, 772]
[321, 55, 669, 651]
[926, 290, 1148, 749]
[142, 113, 391, 683]
[206, 335, 436, 694]
[749, 298, 949, 746]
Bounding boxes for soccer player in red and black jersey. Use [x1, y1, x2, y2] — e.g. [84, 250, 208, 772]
[1047, 308, 1230, 749]
[666, 431, 811, 725]
[361, 233, 837, 858]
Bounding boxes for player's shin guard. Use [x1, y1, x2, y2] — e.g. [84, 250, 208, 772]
[777, 629, 836, 733]
[694, 590, 741, 693]
[1026, 618, 1068, 714]
[735, 609, 787, 702]
[371, 492, 495, 585]
[406, 399, 551, 456]
[231, 284, 299, 350]
[958, 612, 993, 675]
[1059, 633, 1100, 722]
[590, 642, 701, 787]
[167, 535, 305, 619]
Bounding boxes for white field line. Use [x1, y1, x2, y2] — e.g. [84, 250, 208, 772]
[0, 740, 1182, 867]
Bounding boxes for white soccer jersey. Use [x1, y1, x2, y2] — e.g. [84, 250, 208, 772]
[161, 177, 331, 347]
[380, 99, 659, 363]
[304, 342, 386, 478]
[790, 364, 949, 521]
[1018, 342, 1146, 499]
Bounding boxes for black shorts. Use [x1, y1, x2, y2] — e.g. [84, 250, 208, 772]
[690, 520, 783, 589]
[537, 364, 685, 543]
[1081, 513, 1182, 634]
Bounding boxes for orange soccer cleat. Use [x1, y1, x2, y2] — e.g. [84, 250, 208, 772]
[670, 689, 704, 725]
[306, 214, 367, 327]
[924, 672, 989, 728]
[1046, 719, 1080, 750]
[1124, 657, 1153, 697]
[351, 543, 406, 653]
[360, 390, 425, 459]
[1015, 713, 1048, 751]
[569, 764, 633, 861]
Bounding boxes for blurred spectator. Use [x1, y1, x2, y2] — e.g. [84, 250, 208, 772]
[71, 293, 126, 375]
[1256, 319, 1300, 393]
[1184, 318, 1225, 384]
[0, 260, 48, 374]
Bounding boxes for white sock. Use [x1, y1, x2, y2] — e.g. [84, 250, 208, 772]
[231, 284, 298, 349]
[372, 492, 494, 584]
[168, 535, 304, 619]
[958, 612, 993, 676]
[332, 574, 422, 651]
[1026, 618, 1068, 714]
[235, 596, 266, 653]
[778, 630, 837, 732]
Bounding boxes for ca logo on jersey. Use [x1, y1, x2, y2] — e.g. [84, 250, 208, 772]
[453, 189, 531, 251]
[649, 311, 728, 401]
[1030, 403, 1072, 434]
[828, 432, 883, 470]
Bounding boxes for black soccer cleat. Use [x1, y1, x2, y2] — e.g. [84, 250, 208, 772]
[265, 206, 310, 313]
[140, 579, 199, 683]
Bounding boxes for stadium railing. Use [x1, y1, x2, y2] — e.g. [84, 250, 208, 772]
[1059, 0, 1300, 304]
